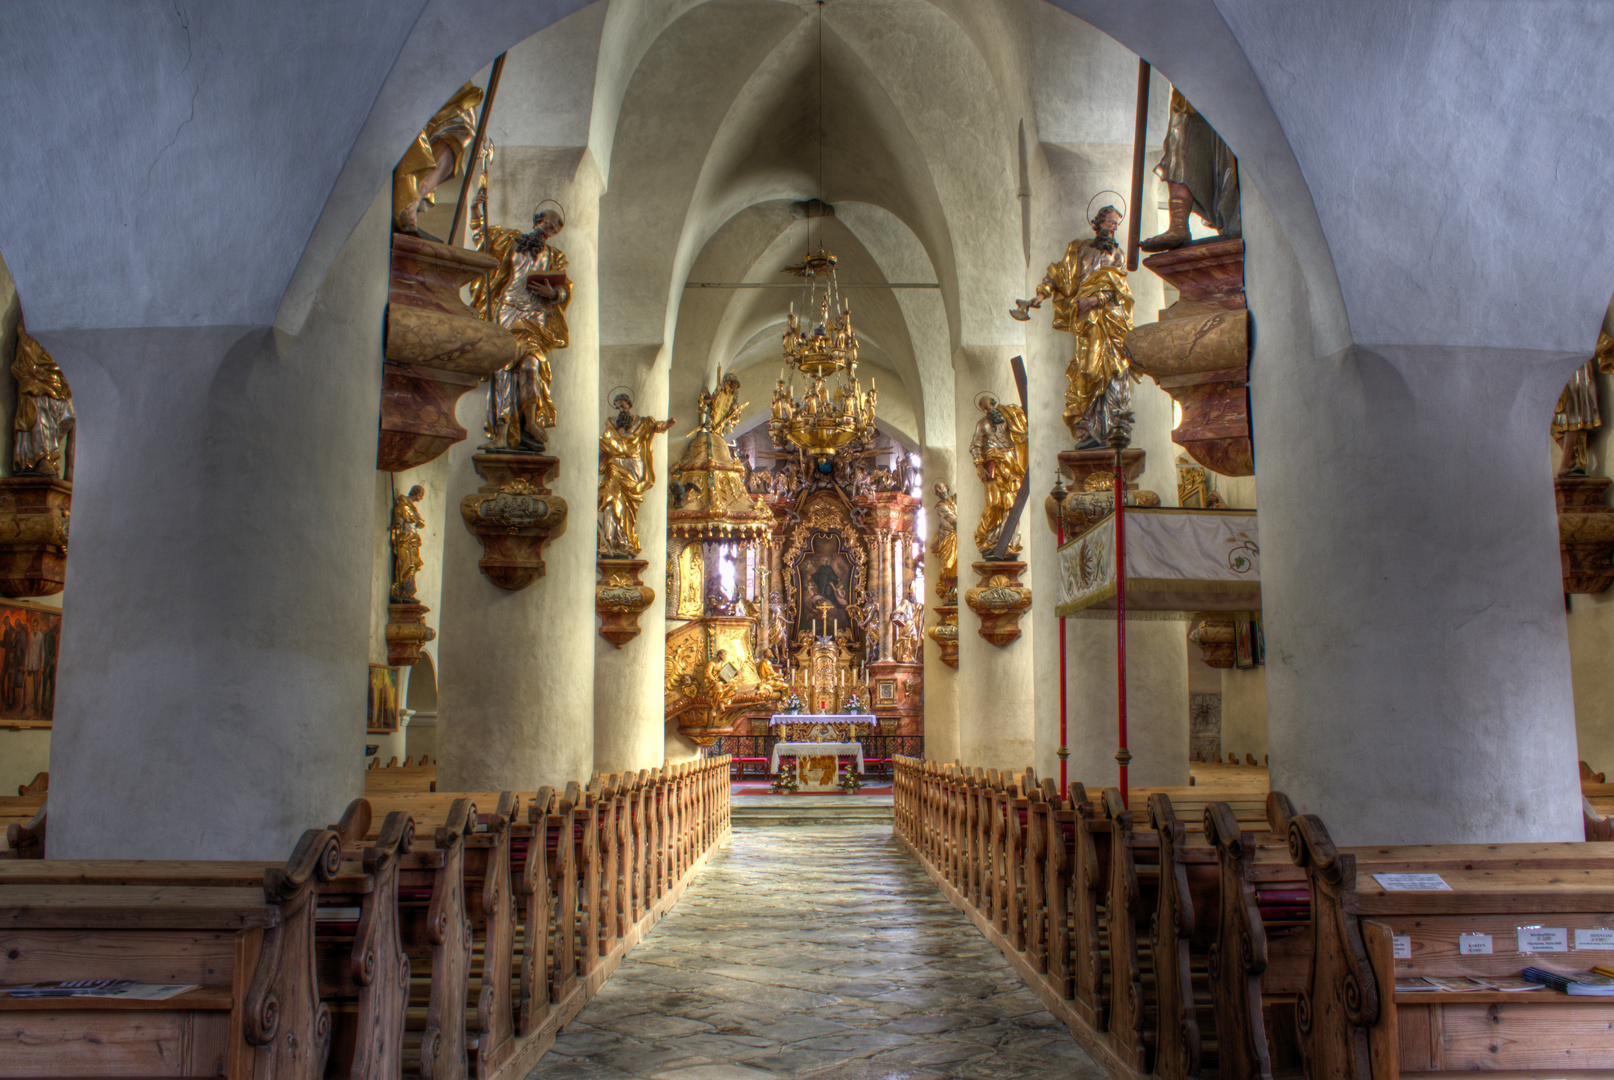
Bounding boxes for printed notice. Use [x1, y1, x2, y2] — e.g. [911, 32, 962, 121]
[1575, 928, 1614, 950]
[1372, 873, 1452, 891]
[1393, 935, 1412, 959]
[1517, 927, 1569, 954]
[1459, 933, 1493, 955]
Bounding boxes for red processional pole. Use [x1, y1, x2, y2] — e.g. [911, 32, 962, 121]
[1112, 429, 1130, 811]
[1053, 474, 1070, 791]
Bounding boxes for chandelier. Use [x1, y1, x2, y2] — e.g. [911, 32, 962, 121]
[769, 248, 878, 464]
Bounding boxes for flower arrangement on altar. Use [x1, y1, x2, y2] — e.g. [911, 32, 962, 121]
[780, 692, 804, 714]
[838, 767, 863, 793]
[772, 758, 801, 794]
[843, 689, 864, 712]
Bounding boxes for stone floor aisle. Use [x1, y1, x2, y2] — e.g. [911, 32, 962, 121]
[532, 825, 1106, 1080]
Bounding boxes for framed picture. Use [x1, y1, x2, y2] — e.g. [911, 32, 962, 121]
[368, 663, 401, 734]
[876, 678, 898, 704]
[0, 599, 61, 726]
[1234, 612, 1265, 669]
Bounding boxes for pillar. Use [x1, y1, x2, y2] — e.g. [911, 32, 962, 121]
[1244, 185, 1582, 844]
[593, 342, 671, 775]
[42, 190, 393, 859]
[436, 156, 602, 792]
[1064, 615, 1190, 787]
[954, 344, 1035, 772]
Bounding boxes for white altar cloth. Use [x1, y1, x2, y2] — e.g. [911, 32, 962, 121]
[1055, 508, 1261, 616]
[770, 741, 866, 773]
[768, 713, 878, 728]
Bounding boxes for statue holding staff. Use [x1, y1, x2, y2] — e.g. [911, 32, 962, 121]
[597, 390, 676, 557]
[969, 392, 1029, 558]
[10, 321, 74, 480]
[390, 484, 427, 602]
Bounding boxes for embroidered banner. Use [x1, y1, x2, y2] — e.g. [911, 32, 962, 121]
[1055, 508, 1260, 616]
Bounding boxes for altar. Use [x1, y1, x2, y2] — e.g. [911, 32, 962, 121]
[770, 741, 866, 790]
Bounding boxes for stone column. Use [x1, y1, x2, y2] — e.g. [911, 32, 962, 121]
[1244, 189, 1582, 845]
[42, 192, 393, 860]
[954, 344, 1035, 772]
[593, 343, 671, 776]
[436, 158, 602, 792]
[1064, 615, 1190, 788]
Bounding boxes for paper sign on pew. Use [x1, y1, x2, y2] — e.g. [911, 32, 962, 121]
[1372, 872, 1451, 891]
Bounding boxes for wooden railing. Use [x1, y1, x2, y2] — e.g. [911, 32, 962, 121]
[0, 756, 730, 1080]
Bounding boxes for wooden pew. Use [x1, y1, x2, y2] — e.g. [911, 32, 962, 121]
[0, 795, 45, 858]
[1290, 813, 1614, 1078]
[16, 771, 46, 796]
[0, 827, 342, 1080]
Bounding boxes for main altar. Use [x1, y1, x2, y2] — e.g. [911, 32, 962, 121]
[661, 249, 926, 753]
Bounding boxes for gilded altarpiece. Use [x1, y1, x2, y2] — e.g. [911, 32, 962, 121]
[780, 495, 866, 641]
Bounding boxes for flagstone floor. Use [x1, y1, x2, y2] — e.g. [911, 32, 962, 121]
[530, 825, 1105, 1080]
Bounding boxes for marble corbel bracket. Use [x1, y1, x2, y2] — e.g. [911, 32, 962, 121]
[597, 558, 656, 647]
[963, 560, 1032, 648]
[385, 601, 437, 666]
[1186, 611, 1236, 669]
[379, 233, 519, 472]
[1124, 237, 1253, 478]
[459, 453, 568, 591]
[926, 604, 959, 669]
[0, 476, 71, 597]
[1557, 474, 1614, 594]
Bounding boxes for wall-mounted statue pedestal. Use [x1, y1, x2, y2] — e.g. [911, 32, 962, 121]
[379, 233, 518, 472]
[0, 476, 71, 597]
[385, 601, 437, 666]
[1186, 611, 1236, 668]
[1125, 237, 1252, 477]
[597, 559, 656, 647]
[927, 604, 959, 669]
[867, 659, 924, 735]
[459, 453, 568, 591]
[1556, 474, 1614, 594]
[964, 561, 1031, 647]
[1047, 448, 1146, 535]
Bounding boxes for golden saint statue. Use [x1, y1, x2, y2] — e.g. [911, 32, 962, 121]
[756, 656, 789, 701]
[1013, 204, 1135, 448]
[390, 484, 426, 601]
[1554, 332, 1614, 476]
[931, 481, 957, 599]
[969, 393, 1029, 558]
[391, 82, 483, 236]
[598, 391, 676, 557]
[472, 184, 571, 453]
[704, 648, 738, 714]
[12, 321, 75, 479]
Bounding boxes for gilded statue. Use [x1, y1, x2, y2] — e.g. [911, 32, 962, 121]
[694, 366, 747, 437]
[1141, 88, 1241, 251]
[847, 599, 882, 661]
[969, 393, 1029, 558]
[1013, 205, 1135, 448]
[598, 391, 676, 557]
[765, 591, 789, 659]
[703, 647, 737, 713]
[931, 481, 957, 598]
[390, 484, 427, 602]
[1555, 332, 1614, 476]
[392, 82, 483, 237]
[890, 594, 922, 664]
[11, 322, 75, 479]
[472, 183, 570, 453]
[755, 655, 789, 701]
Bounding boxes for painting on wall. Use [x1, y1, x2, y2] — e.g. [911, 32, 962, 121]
[368, 663, 400, 734]
[0, 600, 60, 726]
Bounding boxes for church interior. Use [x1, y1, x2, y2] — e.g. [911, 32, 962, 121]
[3, 2, 1614, 1078]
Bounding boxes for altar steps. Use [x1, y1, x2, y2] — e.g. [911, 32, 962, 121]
[731, 796, 894, 827]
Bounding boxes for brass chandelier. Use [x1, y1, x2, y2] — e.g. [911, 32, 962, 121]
[769, 248, 877, 464]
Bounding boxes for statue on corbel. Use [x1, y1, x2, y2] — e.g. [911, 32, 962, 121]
[0, 320, 74, 598]
[1554, 331, 1614, 594]
[926, 482, 959, 667]
[391, 82, 483, 239]
[964, 393, 1032, 647]
[596, 390, 676, 646]
[386, 484, 437, 666]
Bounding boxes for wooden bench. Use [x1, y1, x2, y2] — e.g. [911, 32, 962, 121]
[1289, 815, 1614, 1078]
[0, 794, 45, 858]
[0, 827, 342, 1080]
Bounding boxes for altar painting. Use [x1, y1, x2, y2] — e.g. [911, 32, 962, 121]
[795, 532, 854, 637]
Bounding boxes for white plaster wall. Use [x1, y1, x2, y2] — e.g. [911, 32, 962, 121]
[921, 444, 959, 762]
[1220, 666, 1267, 763]
[1064, 614, 1189, 787]
[0, 729, 48, 798]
